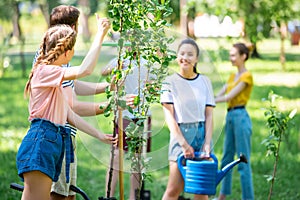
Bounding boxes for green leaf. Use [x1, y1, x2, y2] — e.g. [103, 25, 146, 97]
[104, 110, 111, 117]
[112, 20, 120, 32]
[117, 99, 127, 109]
[133, 95, 140, 106]
[289, 108, 297, 119]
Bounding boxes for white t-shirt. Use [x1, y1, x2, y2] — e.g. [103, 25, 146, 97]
[106, 57, 155, 118]
[160, 73, 215, 123]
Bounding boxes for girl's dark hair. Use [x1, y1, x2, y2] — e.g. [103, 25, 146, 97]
[178, 38, 200, 73]
[233, 43, 249, 61]
[50, 5, 80, 28]
[24, 25, 77, 97]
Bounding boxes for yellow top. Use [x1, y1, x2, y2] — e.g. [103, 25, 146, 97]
[226, 71, 253, 109]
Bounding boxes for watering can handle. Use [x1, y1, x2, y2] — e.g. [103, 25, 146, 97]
[177, 153, 187, 178]
[177, 152, 218, 178]
[193, 152, 218, 163]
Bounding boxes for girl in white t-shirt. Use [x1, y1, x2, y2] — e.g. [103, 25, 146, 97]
[160, 38, 215, 200]
[17, 18, 117, 200]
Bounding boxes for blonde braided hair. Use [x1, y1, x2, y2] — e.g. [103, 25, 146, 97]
[24, 25, 77, 98]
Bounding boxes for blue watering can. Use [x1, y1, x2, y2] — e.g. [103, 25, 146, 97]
[178, 152, 247, 195]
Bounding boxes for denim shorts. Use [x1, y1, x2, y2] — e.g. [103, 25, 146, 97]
[17, 118, 71, 182]
[168, 121, 205, 161]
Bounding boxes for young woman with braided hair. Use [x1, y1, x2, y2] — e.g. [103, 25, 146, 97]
[17, 22, 117, 200]
[31, 6, 116, 200]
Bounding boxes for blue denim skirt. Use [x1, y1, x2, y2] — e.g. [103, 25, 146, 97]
[168, 121, 205, 161]
[17, 118, 72, 182]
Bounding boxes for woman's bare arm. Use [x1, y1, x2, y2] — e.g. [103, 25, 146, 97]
[63, 16, 110, 80]
[215, 82, 246, 103]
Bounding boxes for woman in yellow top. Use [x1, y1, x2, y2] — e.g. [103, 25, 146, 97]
[215, 43, 254, 200]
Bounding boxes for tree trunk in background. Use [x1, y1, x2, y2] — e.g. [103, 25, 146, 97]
[251, 43, 260, 58]
[280, 21, 287, 71]
[180, 0, 187, 36]
[12, 2, 21, 39]
[78, 0, 91, 42]
[12, 2, 26, 77]
[39, 2, 50, 28]
[240, 1, 261, 59]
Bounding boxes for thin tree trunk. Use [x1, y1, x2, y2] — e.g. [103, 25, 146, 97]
[280, 22, 287, 71]
[267, 136, 282, 200]
[12, 2, 26, 77]
[251, 43, 260, 58]
[12, 3, 21, 39]
[118, 112, 124, 200]
[240, 1, 261, 59]
[106, 137, 115, 198]
[180, 0, 188, 36]
[78, 0, 91, 42]
[116, 21, 124, 198]
[39, 3, 50, 27]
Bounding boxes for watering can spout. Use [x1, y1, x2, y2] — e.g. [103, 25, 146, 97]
[216, 154, 248, 185]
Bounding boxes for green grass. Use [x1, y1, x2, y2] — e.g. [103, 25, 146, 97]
[1, 37, 300, 200]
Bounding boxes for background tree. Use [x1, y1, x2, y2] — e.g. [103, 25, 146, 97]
[168, 0, 180, 25]
[237, 0, 298, 63]
[263, 0, 298, 70]
[35, 0, 61, 27]
[0, 0, 26, 77]
[77, 0, 100, 42]
[77, 0, 91, 42]
[185, 0, 300, 69]
[180, 0, 188, 36]
[34, 0, 100, 41]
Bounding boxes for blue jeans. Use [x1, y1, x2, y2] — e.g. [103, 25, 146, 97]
[220, 108, 254, 200]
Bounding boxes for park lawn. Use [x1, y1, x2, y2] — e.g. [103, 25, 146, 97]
[0, 38, 300, 200]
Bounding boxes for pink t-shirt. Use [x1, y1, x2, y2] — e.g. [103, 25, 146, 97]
[28, 64, 68, 125]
